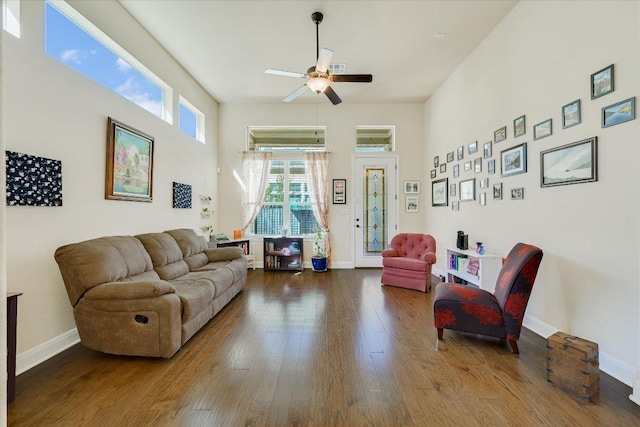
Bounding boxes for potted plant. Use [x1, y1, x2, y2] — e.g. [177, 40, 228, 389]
[311, 229, 328, 272]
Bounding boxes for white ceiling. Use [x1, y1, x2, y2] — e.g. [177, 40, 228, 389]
[119, 0, 518, 105]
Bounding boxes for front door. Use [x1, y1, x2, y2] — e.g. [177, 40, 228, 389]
[353, 155, 398, 267]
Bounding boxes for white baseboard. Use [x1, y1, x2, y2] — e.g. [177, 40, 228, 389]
[16, 328, 80, 375]
[629, 379, 640, 406]
[524, 313, 636, 387]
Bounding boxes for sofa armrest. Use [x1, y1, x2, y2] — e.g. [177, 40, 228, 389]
[420, 251, 437, 265]
[206, 246, 243, 262]
[83, 281, 175, 301]
[382, 248, 399, 258]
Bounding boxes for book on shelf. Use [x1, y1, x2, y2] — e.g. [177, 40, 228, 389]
[466, 259, 479, 275]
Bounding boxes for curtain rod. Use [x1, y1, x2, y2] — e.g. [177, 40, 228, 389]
[237, 150, 332, 153]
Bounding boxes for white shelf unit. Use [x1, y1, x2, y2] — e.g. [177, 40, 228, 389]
[446, 247, 503, 293]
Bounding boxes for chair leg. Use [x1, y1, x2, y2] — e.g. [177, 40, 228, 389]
[437, 328, 443, 340]
[508, 339, 519, 354]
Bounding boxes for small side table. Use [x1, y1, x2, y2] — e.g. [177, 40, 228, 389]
[7, 292, 22, 404]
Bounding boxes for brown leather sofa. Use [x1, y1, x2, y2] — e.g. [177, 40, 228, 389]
[54, 228, 247, 358]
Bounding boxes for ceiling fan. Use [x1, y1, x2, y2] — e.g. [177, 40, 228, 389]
[265, 12, 373, 105]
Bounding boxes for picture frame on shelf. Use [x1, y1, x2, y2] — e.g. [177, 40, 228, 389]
[440, 163, 446, 173]
[540, 137, 597, 187]
[105, 117, 154, 202]
[514, 115, 526, 138]
[533, 118, 552, 140]
[511, 187, 524, 200]
[457, 146, 464, 160]
[591, 64, 614, 100]
[488, 159, 496, 175]
[452, 201, 460, 211]
[459, 178, 476, 202]
[332, 178, 347, 204]
[494, 126, 507, 143]
[493, 182, 503, 200]
[483, 141, 492, 159]
[447, 151, 454, 162]
[434, 156, 439, 168]
[432, 178, 448, 207]
[453, 164, 460, 178]
[405, 196, 419, 212]
[562, 99, 581, 128]
[468, 141, 478, 154]
[449, 183, 457, 197]
[403, 180, 420, 194]
[430, 169, 437, 179]
[474, 158, 482, 173]
[501, 142, 527, 177]
[602, 97, 635, 128]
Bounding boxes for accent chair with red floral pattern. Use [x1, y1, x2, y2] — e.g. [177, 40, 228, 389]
[433, 243, 543, 354]
[381, 233, 436, 292]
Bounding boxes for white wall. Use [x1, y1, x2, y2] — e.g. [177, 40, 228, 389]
[218, 102, 424, 266]
[425, 1, 640, 385]
[5, 1, 219, 360]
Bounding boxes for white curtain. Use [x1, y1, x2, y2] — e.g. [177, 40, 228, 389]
[304, 152, 331, 265]
[240, 151, 271, 232]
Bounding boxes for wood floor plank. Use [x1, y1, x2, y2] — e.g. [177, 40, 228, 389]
[9, 269, 640, 426]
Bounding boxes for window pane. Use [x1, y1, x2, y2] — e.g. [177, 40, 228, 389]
[179, 103, 197, 138]
[288, 160, 309, 203]
[290, 205, 318, 235]
[254, 205, 283, 235]
[264, 160, 284, 203]
[45, 2, 164, 118]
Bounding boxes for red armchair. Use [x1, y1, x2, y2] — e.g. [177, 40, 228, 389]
[433, 243, 543, 354]
[381, 233, 436, 292]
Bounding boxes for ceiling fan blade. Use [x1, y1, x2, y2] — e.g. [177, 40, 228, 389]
[330, 74, 373, 83]
[316, 48, 334, 73]
[265, 69, 306, 78]
[283, 84, 309, 102]
[324, 85, 342, 105]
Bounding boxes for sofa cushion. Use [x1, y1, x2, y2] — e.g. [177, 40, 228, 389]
[382, 256, 429, 272]
[136, 232, 190, 280]
[54, 236, 155, 307]
[165, 229, 209, 270]
[171, 278, 216, 322]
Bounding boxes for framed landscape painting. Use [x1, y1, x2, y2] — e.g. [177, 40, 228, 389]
[432, 178, 448, 207]
[105, 117, 154, 202]
[591, 64, 614, 99]
[562, 99, 581, 129]
[533, 119, 552, 140]
[602, 97, 635, 128]
[501, 143, 527, 177]
[494, 126, 507, 143]
[540, 137, 597, 187]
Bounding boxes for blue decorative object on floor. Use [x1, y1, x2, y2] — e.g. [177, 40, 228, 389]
[6, 151, 62, 206]
[172, 182, 192, 208]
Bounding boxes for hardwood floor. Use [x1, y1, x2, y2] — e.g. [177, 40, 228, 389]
[9, 269, 640, 426]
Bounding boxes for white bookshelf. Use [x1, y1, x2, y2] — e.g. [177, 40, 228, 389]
[446, 247, 503, 293]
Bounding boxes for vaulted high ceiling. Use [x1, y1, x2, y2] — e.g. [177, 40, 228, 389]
[120, 0, 518, 104]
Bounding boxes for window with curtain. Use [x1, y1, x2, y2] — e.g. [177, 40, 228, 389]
[251, 159, 319, 235]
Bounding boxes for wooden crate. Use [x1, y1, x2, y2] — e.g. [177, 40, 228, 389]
[547, 331, 599, 401]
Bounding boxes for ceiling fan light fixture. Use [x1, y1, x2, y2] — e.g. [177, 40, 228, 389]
[307, 76, 329, 94]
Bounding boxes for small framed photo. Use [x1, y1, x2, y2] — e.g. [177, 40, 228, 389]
[432, 178, 448, 207]
[541, 137, 597, 187]
[457, 146, 464, 161]
[332, 179, 347, 204]
[430, 169, 437, 179]
[488, 159, 496, 175]
[459, 178, 476, 202]
[453, 164, 460, 178]
[511, 187, 524, 200]
[562, 99, 581, 128]
[514, 115, 526, 138]
[406, 196, 419, 212]
[447, 151, 454, 163]
[474, 157, 482, 173]
[452, 201, 460, 211]
[434, 156, 439, 168]
[440, 163, 446, 173]
[494, 126, 507, 143]
[480, 178, 489, 189]
[493, 182, 502, 200]
[403, 180, 420, 194]
[533, 118, 552, 140]
[501, 143, 527, 177]
[591, 64, 614, 99]
[449, 183, 457, 197]
[483, 141, 492, 159]
[464, 161, 472, 171]
[602, 97, 635, 128]
[468, 141, 478, 154]
[479, 192, 487, 206]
